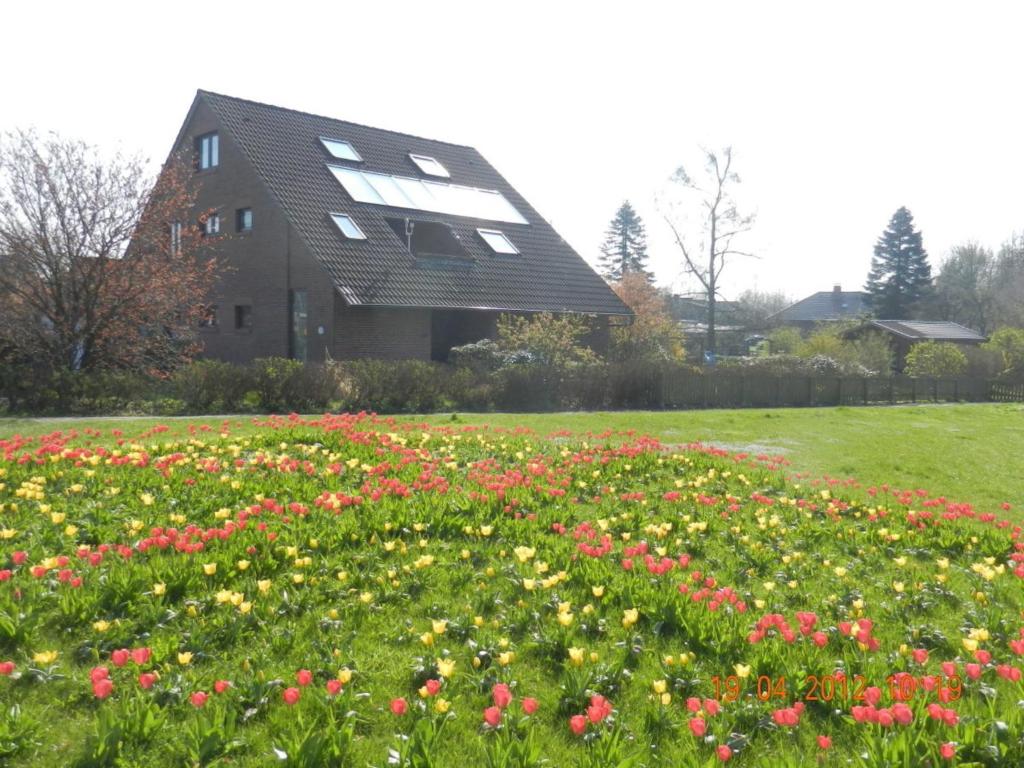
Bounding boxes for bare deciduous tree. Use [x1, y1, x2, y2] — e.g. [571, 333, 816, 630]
[0, 130, 220, 373]
[663, 147, 755, 357]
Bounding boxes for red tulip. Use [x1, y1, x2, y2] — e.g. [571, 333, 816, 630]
[686, 696, 702, 713]
[703, 698, 720, 716]
[92, 678, 114, 699]
[521, 697, 538, 715]
[214, 680, 231, 694]
[817, 735, 832, 750]
[812, 631, 828, 647]
[89, 666, 110, 684]
[492, 683, 512, 709]
[131, 647, 152, 665]
[326, 679, 343, 696]
[717, 745, 732, 762]
[424, 678, 441, 696]
[0, 661, 14, 676]
[688, 717, 707, 737]
[138, 672, 157, 689]
[483, 706, 502, 727]
[110, 649, 130, 668]
[569, 714, 587, 735]
[390, 698, 408, 715]
[296, 669, 313, 687]
[940, 743, 956, 760]
[190, 691, 208, 708]
[283, 687, 301, 705]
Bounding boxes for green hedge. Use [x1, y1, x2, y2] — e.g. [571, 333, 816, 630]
[0, 357, 1013, 416]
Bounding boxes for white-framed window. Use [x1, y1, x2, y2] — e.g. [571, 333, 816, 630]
[170, 221, 182, 254]
[197, 132, 219, 170]
[203, 212, 220, 236]
[330, 213, 367, 240]
[320, 137, 362, 162]
[477, 228, 519, 255]
[409, 154, 450, 178]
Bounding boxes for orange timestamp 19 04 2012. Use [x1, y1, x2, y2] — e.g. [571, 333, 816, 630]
[710, 673, 963, 703]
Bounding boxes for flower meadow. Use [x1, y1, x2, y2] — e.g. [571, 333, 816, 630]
[0, 414, 1022, 767]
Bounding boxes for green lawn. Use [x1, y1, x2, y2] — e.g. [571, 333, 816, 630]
[3, 403, 1020, 515]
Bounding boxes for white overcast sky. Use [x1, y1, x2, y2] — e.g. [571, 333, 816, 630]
[3, 1, 1022, 301]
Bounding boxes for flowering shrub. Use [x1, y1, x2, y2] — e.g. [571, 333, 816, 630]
[0, 414, 1021, 764]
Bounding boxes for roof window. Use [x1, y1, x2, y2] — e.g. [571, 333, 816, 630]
[320, 137, 362, 162]
[409, 154, 450, 178]
[330, 213, 367, 240]
[477, 228, 519, 255]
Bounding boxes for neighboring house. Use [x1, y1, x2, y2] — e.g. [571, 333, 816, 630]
[665, 296, 740, 328]
[664, 295, 749, 358]
[768, 285, 868, 329]
[162, 90, 631, 363]
[846, 320, 987, 371]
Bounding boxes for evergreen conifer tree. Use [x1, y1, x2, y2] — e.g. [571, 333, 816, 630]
[598, 201, 652, 282]
[865, 207, 932, 318]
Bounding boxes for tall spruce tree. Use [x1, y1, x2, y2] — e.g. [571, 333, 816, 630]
[865, 207, 932, 319]
[598, 201, 652, 282]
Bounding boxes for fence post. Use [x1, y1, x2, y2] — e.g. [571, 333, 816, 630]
[889, 377, 895, 404]
[863, 378, 868, 405]
[807, 377, 814, 407]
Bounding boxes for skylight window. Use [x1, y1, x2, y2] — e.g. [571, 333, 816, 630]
[477, 228, 519, 255]
[330, 213, 367, 240]
[320, 137, 362, 162]
[327, 165, 527, 225]
[409, 154, 450, 178]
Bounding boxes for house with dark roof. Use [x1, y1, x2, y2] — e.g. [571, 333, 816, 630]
[768, 285, 868, 329]
[845, 320, 987, 371]
[162, 90, 630, 363]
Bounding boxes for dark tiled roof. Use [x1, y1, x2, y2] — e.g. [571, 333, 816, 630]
[198, 91, 630, 315]
[770, 290, 868, 323]
[869, 320, 986, 341]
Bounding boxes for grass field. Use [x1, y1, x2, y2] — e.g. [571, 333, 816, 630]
[3, 403, 1021, 516]
[0, 408, 1022, 765]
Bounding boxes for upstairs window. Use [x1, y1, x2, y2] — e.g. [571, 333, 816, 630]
[198, 304, 218, 328]
[202, 212, 220, 236]
[409, 154, 450, 178]
[236, 208, 253, 232]
[170, 221, 182, 254]
[477, 228, 519, 255]
[234, 304, 253, 331]
[197, 132, 219, 170]
[330, 213, 366, 240]
[320, 137, 361, 162]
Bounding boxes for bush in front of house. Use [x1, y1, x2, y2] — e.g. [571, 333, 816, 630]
[904, 341, 969, 378]
[339, 359, 453, 413]
[983, 327, 1024, 378]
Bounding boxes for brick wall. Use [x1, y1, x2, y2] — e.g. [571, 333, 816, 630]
[332, 304, 431, 360]
[180, 100, 334, 363]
